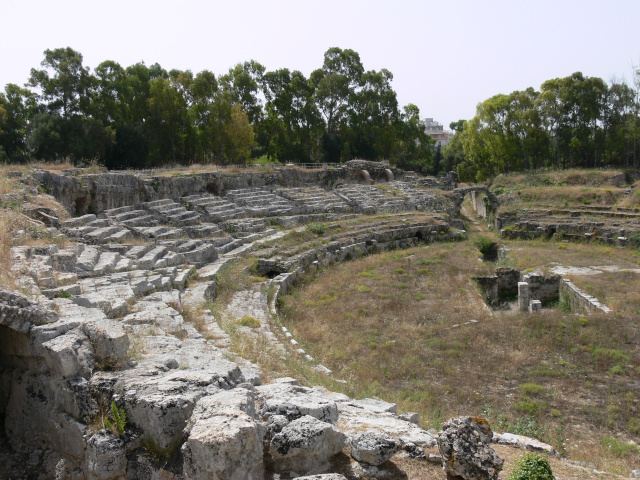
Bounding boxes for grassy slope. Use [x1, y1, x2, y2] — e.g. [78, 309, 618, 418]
[278, 172, 640, 476]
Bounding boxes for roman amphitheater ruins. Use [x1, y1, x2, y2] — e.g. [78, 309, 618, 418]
[1, 160, 627, 479]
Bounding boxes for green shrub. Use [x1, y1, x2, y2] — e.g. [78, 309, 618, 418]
[307, 223, 326, 235]
[515, 397, 540, 415]
[474, 235, 497, 258]
[507, 453, 554, 480]
[520, 383, 544, 395]
[239, 316, 261, 328]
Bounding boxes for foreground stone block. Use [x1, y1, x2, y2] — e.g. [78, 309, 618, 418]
[437, 417, 503, 480]
[349, 431, 399, 466]
[183, 411, 264, 480]
[85, 431, 127, 480]
[529, 299, 542, 313]
[270, 415, 346, 476]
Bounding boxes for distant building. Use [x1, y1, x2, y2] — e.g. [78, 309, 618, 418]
[420, 118, 454, 148]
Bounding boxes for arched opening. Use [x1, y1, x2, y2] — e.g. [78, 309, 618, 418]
[358, 170, 374, 185]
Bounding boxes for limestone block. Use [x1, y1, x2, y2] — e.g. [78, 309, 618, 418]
[529, 300, 542, 313]
[85, 431, 127, 480]
[42, 329, 94, 378]
[188, 389, 257, 430]
[182, 411, 265, 480]
[270, 415, 346, 475]
[83, 319, 130, 368]
[493, 432, 557, 455]
[125, 392, 197, 452]
[437, 417, 503, 480]
[397, 412, 420, 425]
[517, 282, 530, 312]
[349, 431, 399, 466]
[261, 390, 339, 424]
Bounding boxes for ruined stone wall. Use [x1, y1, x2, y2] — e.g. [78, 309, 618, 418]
[560, 279, 612, 314]
[33, 168, 348, 216]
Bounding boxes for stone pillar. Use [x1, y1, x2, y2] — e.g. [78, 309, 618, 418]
[518, 282, 530, 312]
[529, 300, 542, 313]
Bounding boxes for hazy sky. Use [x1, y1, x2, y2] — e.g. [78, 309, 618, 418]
[2, 0, 639, 129]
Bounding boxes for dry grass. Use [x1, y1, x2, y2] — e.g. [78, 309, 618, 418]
[498, 186, 626, 209]
[278, 228, 640, 474]
[492, 169, 624, 189]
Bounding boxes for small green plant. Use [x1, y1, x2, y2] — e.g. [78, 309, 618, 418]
[307, 223, 326, 235]
[104, 401, 127, 436]
[225, 223, 236, 233]
[515, 396, 540, 415]
[352, 285, 372, 293]
[239, 316, 261, 328]
[520, 383, 544, 395]
[59, 290, 71, 298]
[507, 453, 554, 480]
[600, 436, 640, 457]
[474, 235, 498, 259]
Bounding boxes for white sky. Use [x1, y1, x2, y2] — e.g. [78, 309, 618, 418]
[2, 0, 639, 129]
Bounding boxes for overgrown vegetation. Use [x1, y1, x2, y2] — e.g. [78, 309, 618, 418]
[507, 453, 555, 480]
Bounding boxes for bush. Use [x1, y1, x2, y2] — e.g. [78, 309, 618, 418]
[239, 316, 261, 328]
[520, 383, 544, 395]
[474, 235, 498, 259]
[508, 453, 554, 480]
[307, 223, 326, 235]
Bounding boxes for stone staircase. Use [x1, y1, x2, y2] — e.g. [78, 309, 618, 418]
[142, 199, 202, 226]
[181, 194, 246, 223]
[225, 188, 297, 217]
[276, 187, 352, 213]
[61, 214, 134, 243]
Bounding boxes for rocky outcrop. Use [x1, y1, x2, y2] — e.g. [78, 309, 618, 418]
[437, 417, 503, 480]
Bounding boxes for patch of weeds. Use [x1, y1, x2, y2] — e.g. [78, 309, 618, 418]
[515, 396, 541, 415]
[357, 270, 383, 280]
[239, 316, 261, 328]
[307, 223, 326, 235]
[592, 348, 630, 364]
[557, 294, 571, 313]
[628, 418, 640, 434]
[392, 268, 406, 275]
[600, 436, 640, 457]
[520, 383, 545, 396]
[104, 401, 127, 436]
[413, 292, 426, 301]
[608, 365, 625, 376]
[249, 275, 269, 282]
[351, 285, 372, 293]
[418, 258, 442, 266]
[474, 235, 497, 257]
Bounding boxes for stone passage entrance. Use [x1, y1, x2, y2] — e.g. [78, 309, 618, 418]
[453, 186, 498, 216]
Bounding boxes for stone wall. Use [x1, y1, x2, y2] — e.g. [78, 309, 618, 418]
[559, 279, 612, 314]
[33, 168, 347, 216]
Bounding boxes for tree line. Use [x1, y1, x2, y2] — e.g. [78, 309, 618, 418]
[0, 47, 437, 172]
[445, 70, 640, 182]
